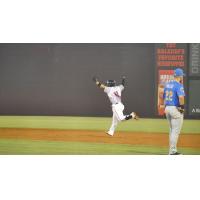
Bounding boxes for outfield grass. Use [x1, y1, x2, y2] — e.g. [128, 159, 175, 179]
[0, 116, 200, 134]
[0, 116, 199, 154]
[0, 139, 200, 155]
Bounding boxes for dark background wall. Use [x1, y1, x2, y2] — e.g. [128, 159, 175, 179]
[0, 44, 155, 117]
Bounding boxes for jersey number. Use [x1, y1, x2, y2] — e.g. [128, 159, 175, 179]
[114, 91, 121, 98]
[165, 91, 173, 101]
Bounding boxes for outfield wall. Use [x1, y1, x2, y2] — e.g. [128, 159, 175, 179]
[0, 44, 155, 117]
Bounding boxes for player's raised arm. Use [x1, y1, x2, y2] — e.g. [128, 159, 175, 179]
[121, 76, 126, 86]
[92, 76, 106, 89]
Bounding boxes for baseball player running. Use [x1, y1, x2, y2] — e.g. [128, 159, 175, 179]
[160, 68, 185, 155]
[93, 76, 139, 136]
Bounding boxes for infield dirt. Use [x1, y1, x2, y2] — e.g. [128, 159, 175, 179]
[0, 128, 200, 149]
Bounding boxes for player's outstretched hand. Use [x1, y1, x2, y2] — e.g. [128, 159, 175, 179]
[92, 76, 98, 82]
[122, 75, 126, 80]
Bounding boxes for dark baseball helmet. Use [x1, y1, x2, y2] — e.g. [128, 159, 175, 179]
[106, 80, 116, 87]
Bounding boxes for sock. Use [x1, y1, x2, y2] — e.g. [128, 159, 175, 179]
[125, 114, 133, 120]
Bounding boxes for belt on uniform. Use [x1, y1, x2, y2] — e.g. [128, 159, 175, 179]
[112, 102, 119, 105]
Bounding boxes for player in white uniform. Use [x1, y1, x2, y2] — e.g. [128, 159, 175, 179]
[93, 76, 139, 136]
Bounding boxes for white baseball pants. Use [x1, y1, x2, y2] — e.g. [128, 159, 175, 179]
[165, 106, 184, 154]
[107, 102, 134, 136]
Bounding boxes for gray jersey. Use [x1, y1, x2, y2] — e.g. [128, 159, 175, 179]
[104, 85, 124, 104]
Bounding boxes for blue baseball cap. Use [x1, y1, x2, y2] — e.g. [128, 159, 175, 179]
[174, 68, 185, 77]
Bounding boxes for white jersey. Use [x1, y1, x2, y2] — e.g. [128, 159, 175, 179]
[104, 85, 124, 104]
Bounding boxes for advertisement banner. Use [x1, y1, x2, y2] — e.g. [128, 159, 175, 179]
[157, 70, 174, 115]
[155, 43, 187, 116]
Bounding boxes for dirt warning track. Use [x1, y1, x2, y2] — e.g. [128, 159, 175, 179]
[0, 128, 200, 149]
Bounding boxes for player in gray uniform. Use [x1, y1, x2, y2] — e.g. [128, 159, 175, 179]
[93, 76, 139, 136]
[160, 68, 185, 155]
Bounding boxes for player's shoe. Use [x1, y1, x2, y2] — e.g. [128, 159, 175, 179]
[169, 152, 182, 155]
[106, 131, 114, 136]
[131, 112, 139, 120]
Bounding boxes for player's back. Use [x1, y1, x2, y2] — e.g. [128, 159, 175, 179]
[104, 85, 124, 104]
[163, 80, 183, 106]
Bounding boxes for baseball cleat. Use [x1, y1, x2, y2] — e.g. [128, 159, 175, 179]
[170, 152, 182, 155]
[106, 131, 114, 136]
[131, 112, 139, 120]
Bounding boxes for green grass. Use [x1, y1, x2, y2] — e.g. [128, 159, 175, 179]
[0, 139, 199, 155]
[0, 116, 199, 155]
[0, 116, 200, 134]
